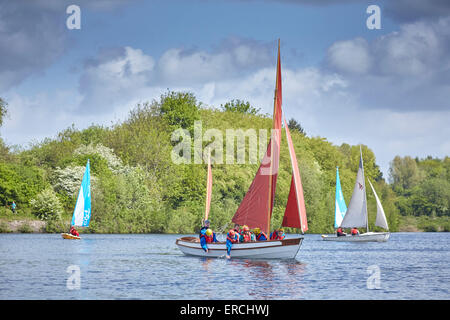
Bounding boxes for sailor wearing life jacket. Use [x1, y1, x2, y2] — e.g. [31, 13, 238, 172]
[226, 229, 239, 258]
[239, 225, 253, 242]
[270, 228, 286, 240]
[253, 227, 268, 241]
[199, 228, 217, 252]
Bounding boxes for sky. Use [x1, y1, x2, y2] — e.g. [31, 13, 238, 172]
[0, 0, 449, 179]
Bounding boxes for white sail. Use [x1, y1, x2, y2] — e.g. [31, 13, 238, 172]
[368, 180, 389, 230]
[71, 160, 91, 227]
[340, 153, 367, 229]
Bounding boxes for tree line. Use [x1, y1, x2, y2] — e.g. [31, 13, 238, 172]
[0, 93, 448, 233]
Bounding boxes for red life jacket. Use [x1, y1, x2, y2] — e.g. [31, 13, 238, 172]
[351, 228, 359, 235]
[204, 234, 214, 243]
[270, 231, 284, 240]
[70, 228, 79, 236]
[241, 232, 251, 242]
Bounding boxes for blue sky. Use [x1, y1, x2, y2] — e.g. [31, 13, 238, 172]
[1, 0, 449, 179]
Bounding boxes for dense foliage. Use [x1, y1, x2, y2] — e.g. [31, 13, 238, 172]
[0, 92, 448, 233]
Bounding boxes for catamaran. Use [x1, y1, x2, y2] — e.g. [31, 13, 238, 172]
[61, 160, 92, 239]
[176, 40, 308, 259]
[322, 149, 390, 242]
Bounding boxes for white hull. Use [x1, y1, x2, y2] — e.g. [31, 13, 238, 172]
[176, 236, 303, 259]
[321, 232, 390, 242]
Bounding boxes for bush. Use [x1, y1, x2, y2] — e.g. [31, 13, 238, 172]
[29, 188, 64, 221]
[18, 223, 33, 233]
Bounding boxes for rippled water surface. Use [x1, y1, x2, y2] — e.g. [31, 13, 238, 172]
[0, 233, 449, 299]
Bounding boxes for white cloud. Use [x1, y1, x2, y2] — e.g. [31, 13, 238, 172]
[327, 38, 372, 75]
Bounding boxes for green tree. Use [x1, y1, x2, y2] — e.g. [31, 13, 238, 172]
[287, 118, 306, 135]
[221, 99, 261, 115]
[389, 156, 423, 192]
[159, 91, 200, 132]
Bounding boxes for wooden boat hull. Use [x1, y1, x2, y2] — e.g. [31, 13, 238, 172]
[175, 236, 303, 259]
[321, 232, 390, 242]
[61, 233, 81, 240]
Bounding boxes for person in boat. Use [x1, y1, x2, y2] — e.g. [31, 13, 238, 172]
[226, 229, 239, 258]
[270, 228, 286, 240]
[232, 223, 242, 238]
[199, 219, 218, 242]
[351, 227, 360, 236]
[253, 227, 268, 241]
[336, 227, 346, 237]
[239, 225, 253, 242]
[69, 226, 79, 237]
[200, 228, 218, 252]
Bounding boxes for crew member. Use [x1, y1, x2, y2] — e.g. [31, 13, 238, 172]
[226, 229, 239, 259]
[69, 226, 79, 237]
[253, 227, 268, 241]
[336, 227, 346, 237]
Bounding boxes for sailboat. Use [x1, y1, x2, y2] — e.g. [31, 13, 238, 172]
[61, 160, 92, 240]
[321, 149, 390, 242]
[176, 40, 308, 259]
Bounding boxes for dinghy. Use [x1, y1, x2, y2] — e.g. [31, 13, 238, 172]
[322, 149, 390, 242]
[61, 160, 92, 240]
[176, 40, 308, 259]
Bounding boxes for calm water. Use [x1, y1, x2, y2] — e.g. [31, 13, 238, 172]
[0, 233, 449, 300]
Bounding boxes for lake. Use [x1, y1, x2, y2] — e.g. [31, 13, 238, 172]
[0, 232, 449, 300]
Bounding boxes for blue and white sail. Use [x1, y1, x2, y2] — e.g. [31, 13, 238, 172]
[71, 160, 91, 227]
[334, 167, 347, 228]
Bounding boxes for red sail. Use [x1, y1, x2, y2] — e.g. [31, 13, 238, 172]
[231, 40, 283, 235]
[231, 139, 279, 234]
[282, 117, 308, 233]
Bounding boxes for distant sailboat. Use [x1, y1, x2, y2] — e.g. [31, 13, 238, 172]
[61, 160, 92, 240]
[176, 40, 307, 259]
[322, 148, 390, 242]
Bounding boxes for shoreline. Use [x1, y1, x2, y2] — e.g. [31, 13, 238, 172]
[0, 219, 446, 234]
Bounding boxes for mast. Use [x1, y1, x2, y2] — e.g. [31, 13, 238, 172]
[231, 40, 282, 235]
[360, 146, 369, 233]
[266, 39, 282, 234]
[204, 153, 212, 221]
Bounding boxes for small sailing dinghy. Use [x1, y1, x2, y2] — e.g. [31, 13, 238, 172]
[322, 149, 390, 242]
[61, 160, 92, 240]
[176, 40, 308, 259]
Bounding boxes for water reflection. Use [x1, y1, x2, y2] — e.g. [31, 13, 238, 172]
[222, 258, 307, 299]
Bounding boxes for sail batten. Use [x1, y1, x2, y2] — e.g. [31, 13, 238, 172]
[71, 160, 91, 227]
